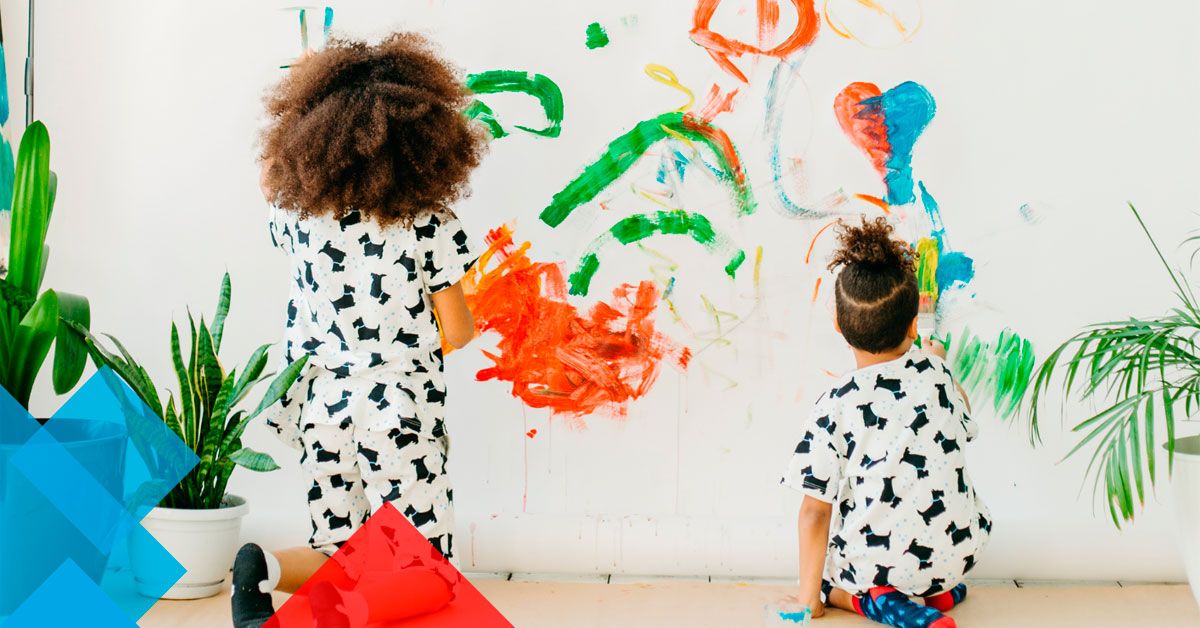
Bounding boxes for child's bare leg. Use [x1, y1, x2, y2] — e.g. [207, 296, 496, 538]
[274, 546, 330, 593]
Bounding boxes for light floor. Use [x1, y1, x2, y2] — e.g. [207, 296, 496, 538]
[142, 576, 1199, 627]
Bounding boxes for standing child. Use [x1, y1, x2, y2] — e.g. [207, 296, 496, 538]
[782, 218, 991, 628]
[230, 33, 488, 627]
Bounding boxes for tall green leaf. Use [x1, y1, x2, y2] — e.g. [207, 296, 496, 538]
[51, 291, 90, 394]
[9, 289, 59, 407]
[211, 273, 231, 353]
[7, 122, 51, 299]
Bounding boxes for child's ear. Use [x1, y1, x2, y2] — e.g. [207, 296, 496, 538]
[906, 316, 918, 340]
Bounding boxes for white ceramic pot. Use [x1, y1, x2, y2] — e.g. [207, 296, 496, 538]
[130, 495, 249, 599]
[1173, 435, 1200, 611]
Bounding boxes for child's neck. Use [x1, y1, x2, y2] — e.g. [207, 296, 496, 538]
[851, 340, 913, 370]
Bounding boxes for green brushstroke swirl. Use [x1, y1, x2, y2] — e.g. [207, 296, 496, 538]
[540, 112, 755, 228]
[466, 70, 564, 138]
[568, 209, 745, 296]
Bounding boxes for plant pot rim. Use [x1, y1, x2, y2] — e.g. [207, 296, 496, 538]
[147, 494, 248, 521]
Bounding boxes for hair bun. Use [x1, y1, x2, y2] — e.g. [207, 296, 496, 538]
[827, 216, 916, 273]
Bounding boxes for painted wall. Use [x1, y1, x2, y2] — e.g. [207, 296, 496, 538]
[13, 0, 1200, 580]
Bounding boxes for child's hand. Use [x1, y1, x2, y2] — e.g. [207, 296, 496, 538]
[923, 337, 948, 360]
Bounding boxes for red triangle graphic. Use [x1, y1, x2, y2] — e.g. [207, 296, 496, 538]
[265, 503, 512, 627]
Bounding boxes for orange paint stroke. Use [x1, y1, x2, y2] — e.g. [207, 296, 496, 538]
[757, 0, 782, 48]
[811, 276, 822, 302]
[855, 193, 891, 214]
[823, 0, 924, 46]
[526, 428, 538, 438]
[460, 225, 690, 419]
[695, 84, 740, 122]
[834, 82, 890, 180]
[805, 220, 838, 264]
[691, 0, 820, 83]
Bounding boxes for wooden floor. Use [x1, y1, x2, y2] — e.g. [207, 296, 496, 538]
[142, 576, 1199, 627]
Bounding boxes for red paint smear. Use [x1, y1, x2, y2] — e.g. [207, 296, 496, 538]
[683, 113, 747, 189]
[463, 226, 689, 419]
[805, 220, 837, 264]
[691, 0, 820, 83]
[526, 428, 537, 438]
[696, 84, 740, 122]
[855, 193, 891, 215]
[834, 82, 891, 179]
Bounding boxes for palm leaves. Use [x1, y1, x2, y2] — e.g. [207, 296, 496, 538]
[0, 121, 90, 409]
[73, 273, 307, 510]
[1028, 203, 1200, 526]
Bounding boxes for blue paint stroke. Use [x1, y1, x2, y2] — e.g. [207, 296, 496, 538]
[323, 6, 334, 38]
[0, 42, 9, 126]
[918, 181, 946, 247]
[0, 42, 12, 213]
[764, 58, 845, 219]
[937, 251, 975, 293]
[778, 607, 812, 623]
[860, 81, 936, 206]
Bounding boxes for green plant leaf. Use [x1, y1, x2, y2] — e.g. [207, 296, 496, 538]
[7, 121, 51, 299]
[228, 447, 279, 472]
[220, 355, 308, 454]
[170, 322, 196, 448]
[8, 289, 59, 408]
[51, 291, 90, 394]
[211, 273, 231, 353]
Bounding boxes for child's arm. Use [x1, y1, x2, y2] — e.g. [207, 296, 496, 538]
[797, 496, 832, 617]
[924, 337, 972, 413]
[431, 282, 475, 348]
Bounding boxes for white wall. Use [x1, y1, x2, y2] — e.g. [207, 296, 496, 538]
[15, 0, 1200, 580]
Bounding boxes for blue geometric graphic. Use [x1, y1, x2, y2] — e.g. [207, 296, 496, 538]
[0, 367, 198, 625]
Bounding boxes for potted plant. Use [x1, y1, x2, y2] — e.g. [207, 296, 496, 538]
[73, 272, 307, 599]
[1028, 204, 1200, 607]
[0, 121, 108, 615]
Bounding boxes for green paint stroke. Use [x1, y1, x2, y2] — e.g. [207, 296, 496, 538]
[951, 326, 1036, 419]
[466, 70, 564, 138]
[569, 210, 744, 296]
[540, 112, 755, 228]
[585, 22, 610, 49]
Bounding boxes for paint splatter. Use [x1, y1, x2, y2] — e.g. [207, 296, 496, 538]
[462, 226, 690, 419]
[568, 210, 746, 296]
[466, 71, 565, 138]
[540, 112, 754, 228]
[690, 0, 820, 83]
[950, 327, 1035, 419]
[526, 428, 538, 438]
[834, 80, 935, 205]
[585, 22, 610, 49]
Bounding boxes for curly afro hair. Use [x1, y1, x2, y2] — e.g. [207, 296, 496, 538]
[260, 33, 488, 226]
[827, 216, 919, 353]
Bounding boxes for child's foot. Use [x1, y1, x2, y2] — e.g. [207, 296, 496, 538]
[231, 543, 280, 628]
[924, 583, 967, 612]
[853, 586, 956, 628]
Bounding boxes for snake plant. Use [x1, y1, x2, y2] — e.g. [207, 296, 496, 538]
[0, 121, 91, 410]
[72, 273, 307, 509]
[1028, 203, 1199, 526]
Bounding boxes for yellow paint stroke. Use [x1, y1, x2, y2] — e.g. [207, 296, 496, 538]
[823, 0, 924, 46]
[659, 123, 702, 158]
[633, 184, 682, 210]
[645, 64, 695, 113]
[805, 220, 838, 264]
[753, 246, 763, 288]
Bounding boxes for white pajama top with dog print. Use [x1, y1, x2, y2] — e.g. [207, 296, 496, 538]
[264, 206, 476, 558]
[782, 350, 991, 598]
